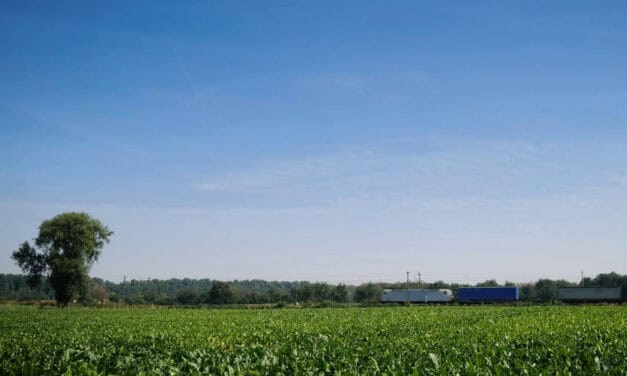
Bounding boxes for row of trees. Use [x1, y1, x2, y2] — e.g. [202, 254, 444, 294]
[6, 212, 626, 306]
[95, 280, 351, 305]
[0, 273, 350, 305]
[2, 272, 625, 305]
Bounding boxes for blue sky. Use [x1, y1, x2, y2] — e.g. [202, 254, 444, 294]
[1, 1, 626, 284]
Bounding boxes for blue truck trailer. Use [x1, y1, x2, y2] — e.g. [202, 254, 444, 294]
[457, 287, 519, 302]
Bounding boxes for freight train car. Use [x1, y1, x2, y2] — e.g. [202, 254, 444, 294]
[558, 287, 623, 302]
[457, 287, 519, 303]
[381, 289, 453, 303]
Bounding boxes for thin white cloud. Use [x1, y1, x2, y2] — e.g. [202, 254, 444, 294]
[193, 182, 226, 192]
[609, 175, 627, 187]
[191, 139, 566, 204]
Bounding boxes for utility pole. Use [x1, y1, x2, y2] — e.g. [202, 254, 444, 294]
[406, 271, 410, 303]
[581, 270, 584, 287]
[418, 272, 422, 288]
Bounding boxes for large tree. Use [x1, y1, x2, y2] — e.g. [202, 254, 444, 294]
[12, 212, 112, 306]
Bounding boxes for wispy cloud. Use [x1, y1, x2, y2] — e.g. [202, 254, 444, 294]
[191, 139, 594, 209]
[192, 182, 226, 192]
[609, 175, 627, 187]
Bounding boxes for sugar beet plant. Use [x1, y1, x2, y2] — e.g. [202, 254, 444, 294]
[0, 305, 625, 375]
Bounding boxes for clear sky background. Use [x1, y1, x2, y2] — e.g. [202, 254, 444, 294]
[1, 1, 626, 284]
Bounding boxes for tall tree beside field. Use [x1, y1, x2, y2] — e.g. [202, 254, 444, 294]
[11, 212, 113, 307]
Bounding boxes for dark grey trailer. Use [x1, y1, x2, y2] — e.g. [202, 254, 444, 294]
[558, 287, 622, 302]
[381, 289, 453, 303]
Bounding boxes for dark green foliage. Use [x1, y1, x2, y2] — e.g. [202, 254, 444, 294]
[535, 279, 574, 302]
[429, 280, 450, 289]
[11, 212, 112, 306]
[476, 279, 499, 287]
[519, 283, 536, 301]
[176, 289, 200, 305]
[582, 272, 627, 288]
[330, 284, 349, 303]
[0, 274, 53, 300]
[206, 281, 234, 304]
[354, 283, 382, 304]
[49, 258, 89, 305]
[606, 273, 627, 300]
[11, 242, 47, 289]
[142, 289, 159, 304]
[535, 279, 559, 302]
[288, 282, 350, 303]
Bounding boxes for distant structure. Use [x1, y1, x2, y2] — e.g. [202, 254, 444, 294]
[558, 287, 623, 302]
[381, 289, 453, 303]
[457, 287, 519, 303]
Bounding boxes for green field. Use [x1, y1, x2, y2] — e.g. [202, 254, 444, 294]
[0, 305, 625, 375]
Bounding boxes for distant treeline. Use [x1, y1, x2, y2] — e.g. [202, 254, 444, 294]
[1, 272, 625, 305]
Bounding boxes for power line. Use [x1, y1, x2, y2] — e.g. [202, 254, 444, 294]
[406, 272, 410, 303]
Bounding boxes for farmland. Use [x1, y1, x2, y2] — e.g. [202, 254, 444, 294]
[0, 305, 625, 375]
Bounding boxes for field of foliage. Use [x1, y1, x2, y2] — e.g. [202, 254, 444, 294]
[0, 305, 625, 375]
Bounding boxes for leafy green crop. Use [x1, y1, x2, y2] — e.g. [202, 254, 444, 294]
[0, 305, 625, 375]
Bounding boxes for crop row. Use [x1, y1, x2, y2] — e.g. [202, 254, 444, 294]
[0, 305, 625, 375]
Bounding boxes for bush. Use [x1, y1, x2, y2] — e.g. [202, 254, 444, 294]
[176, 289, 200, 305]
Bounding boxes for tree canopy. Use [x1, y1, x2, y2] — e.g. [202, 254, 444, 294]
[207, 281, 234, 304]
[12, 212, 112, 306]
[2, 272, 625, 305]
